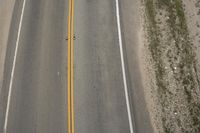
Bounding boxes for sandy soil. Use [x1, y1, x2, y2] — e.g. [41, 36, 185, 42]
[140, 0, 200, 133]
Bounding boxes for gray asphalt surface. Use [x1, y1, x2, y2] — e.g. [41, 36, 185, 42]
[0, 0, 153, 133]
[1, 0, 68, 132]
[74, 0, 130, 133]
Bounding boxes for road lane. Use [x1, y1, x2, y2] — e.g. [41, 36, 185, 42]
[1, 0, 68, 133]
[0, 0, 154, 133]
[74, 0, 131, 133]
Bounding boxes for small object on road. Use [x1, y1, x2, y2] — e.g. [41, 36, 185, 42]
[65, 34, 76, 40]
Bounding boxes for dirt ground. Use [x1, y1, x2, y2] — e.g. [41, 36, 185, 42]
[140, 0, 200, 133]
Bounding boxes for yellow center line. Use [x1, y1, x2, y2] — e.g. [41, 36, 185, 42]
[67, 0, 74, 132]
[71, 0, 75, 132]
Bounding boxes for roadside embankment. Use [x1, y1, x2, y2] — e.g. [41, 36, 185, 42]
[141, 0, 200, 132]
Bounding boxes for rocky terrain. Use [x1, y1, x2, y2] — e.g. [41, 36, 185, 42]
[141, 0, 200, 132]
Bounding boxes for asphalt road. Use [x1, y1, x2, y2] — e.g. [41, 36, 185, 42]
[74, 0, 130, 132]
[1, 0, 68, 132]
[0, 0, 153, 133]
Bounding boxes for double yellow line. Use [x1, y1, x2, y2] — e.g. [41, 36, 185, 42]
[67, 0, 74, 132]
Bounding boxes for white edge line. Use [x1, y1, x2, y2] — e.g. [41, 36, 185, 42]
[115, 0, 134, 133]
[3, 0, 26, 132]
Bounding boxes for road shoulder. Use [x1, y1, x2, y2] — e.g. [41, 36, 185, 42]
[120, 0, 154, 132]
[0, 0, 16, 93]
